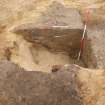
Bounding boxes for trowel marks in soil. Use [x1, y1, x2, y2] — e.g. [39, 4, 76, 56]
[11, 1, 93, 71]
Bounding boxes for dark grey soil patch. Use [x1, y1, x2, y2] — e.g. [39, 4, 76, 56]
[0, 60, 83, 105]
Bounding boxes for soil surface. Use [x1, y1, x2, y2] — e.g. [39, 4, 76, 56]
[0, 60, 83, 105]
[0, 1, 105, 105]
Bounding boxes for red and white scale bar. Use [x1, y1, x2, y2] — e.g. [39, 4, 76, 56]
[77, 9, 90, 61]
[77, 24, 87, 61]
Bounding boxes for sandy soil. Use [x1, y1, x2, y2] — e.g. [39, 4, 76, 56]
[10, 36, 71, 72]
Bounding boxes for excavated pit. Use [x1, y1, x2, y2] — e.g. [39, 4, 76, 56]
[12, 25, 93, 72]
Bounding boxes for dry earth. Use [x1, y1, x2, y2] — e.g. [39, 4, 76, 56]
[0, 1, 105, 105]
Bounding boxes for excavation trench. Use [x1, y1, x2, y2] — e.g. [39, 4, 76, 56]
[12, 25, 95, 72]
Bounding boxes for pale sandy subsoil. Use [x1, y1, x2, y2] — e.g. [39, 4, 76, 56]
[77, 67, 105, 105]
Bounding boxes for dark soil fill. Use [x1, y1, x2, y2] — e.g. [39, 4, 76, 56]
[0, 60, 83, 105]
